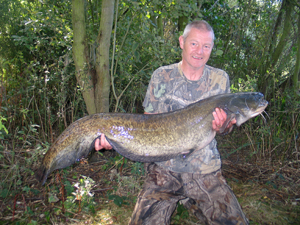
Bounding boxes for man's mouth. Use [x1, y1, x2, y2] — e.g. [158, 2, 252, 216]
[192, 56, 202, 59]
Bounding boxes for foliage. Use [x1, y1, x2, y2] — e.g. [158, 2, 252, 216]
[0, 0, 299, 223]
[0, 115, 8, 156]
[1, 0, 298, 161]
[2, 151, 298, 224]
[108, 194, 129, 207]
[225, 85, 300, 164]
[1, 0, 84, 145]
[0, 116, 8, 135]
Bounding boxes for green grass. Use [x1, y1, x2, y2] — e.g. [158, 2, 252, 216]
[1, 144, 299, 225]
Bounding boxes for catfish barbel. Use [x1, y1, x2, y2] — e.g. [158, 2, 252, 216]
[35, 92, 268, 185]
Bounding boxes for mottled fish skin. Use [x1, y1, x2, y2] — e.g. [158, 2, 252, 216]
[35, 92, 268, 185]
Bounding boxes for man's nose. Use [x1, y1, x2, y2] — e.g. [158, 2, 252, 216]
[196, 45, 203, 54]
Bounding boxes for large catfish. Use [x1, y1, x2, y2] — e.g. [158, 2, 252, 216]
[36, 92, 268, 185]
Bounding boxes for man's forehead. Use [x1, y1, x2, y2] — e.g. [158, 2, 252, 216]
[190, 28, 213, 36]
[185, 29, 214, 42]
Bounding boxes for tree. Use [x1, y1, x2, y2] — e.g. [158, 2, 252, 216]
[72, 0, 114, 114]
[293, 4, 300, 94]
[257, 0, 299, 95]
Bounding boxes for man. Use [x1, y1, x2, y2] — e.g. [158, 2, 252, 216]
[95, 20, 248, 225]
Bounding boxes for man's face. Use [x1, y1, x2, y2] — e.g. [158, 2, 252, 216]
[179, 28, 214, 71]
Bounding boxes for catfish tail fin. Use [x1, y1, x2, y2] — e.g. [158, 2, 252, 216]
[35, 165, 49, 185]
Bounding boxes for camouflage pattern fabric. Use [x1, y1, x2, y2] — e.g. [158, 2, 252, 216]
[142, 62, 230, 174]
[131, 62, 248, 224]
[129, 163, 248, 225]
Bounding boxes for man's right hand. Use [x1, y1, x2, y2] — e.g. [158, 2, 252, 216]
[95, 134, 112, 150]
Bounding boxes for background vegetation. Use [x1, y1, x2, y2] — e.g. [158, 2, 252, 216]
[0, 0, 299, 224]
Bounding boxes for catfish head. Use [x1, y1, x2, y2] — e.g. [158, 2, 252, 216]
[222, 92, 268, 127]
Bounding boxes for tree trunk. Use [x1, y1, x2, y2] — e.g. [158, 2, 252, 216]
[177, 0, 189, 32]
[150, 14, 157, 32]
[72, 0, 96, 115]
[270, 0, 292, 68]
[258, 0, 293, 94]
[293, 12, 300, 94]
[95, 0, 115, 113]
[72, 0, 115, 114]
[157, 14, 164, 38]
[178, 16, 188, 32]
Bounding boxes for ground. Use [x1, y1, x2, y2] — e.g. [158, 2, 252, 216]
[0, 138, 299, 225]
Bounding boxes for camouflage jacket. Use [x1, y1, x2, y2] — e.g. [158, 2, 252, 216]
[143, 62, 230, 174]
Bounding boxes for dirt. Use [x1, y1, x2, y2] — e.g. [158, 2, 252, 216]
[0, 148, 300, 225]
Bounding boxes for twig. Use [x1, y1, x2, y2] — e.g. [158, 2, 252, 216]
[66, 177, 78, 183]
[57, 172, 65, 214]
[47, 102, 53, 143]
[34, 97, 46, 142]
[12, 194, 26, 221]
[110, 0, 120, 102]
[54, 206, 78, 216]
[91, 187, 114, 193]
[119, 157, 125, 175]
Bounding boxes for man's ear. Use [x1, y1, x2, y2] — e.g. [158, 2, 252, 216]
[179, 36, 184, 49]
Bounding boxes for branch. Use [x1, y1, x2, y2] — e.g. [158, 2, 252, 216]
[208, 0, 219, 12]
[290, 0, 300, 9]
[113, 62, 151, 112]
[110, 0, 119, 101]
[113, 16, 134, 77]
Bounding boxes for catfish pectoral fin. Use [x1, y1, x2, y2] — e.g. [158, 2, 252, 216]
[178, 149, 195, 160]
[219, 113, 236, 133]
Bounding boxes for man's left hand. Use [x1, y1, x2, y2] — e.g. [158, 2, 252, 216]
[212, 108, 236, 133]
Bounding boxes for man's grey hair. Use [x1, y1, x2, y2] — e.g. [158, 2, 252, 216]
[182, 20, 215, 41]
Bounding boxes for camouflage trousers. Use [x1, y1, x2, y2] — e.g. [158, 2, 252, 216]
[129, 163, 248, 225]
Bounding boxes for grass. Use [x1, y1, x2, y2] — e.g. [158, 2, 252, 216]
[229, 180, 300, 224]
[0, 132, 300, 224]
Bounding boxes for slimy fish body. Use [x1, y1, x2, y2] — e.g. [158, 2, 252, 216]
[36, 92, 268, 185]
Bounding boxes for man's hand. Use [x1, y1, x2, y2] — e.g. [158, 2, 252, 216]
[95, 134, 112, 151]
[212, 108, 236, 133]
[96, 112, 153, 151]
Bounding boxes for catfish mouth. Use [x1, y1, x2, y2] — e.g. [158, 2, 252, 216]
[236, 98, 268, 126]
[249, 99, 268, 118]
